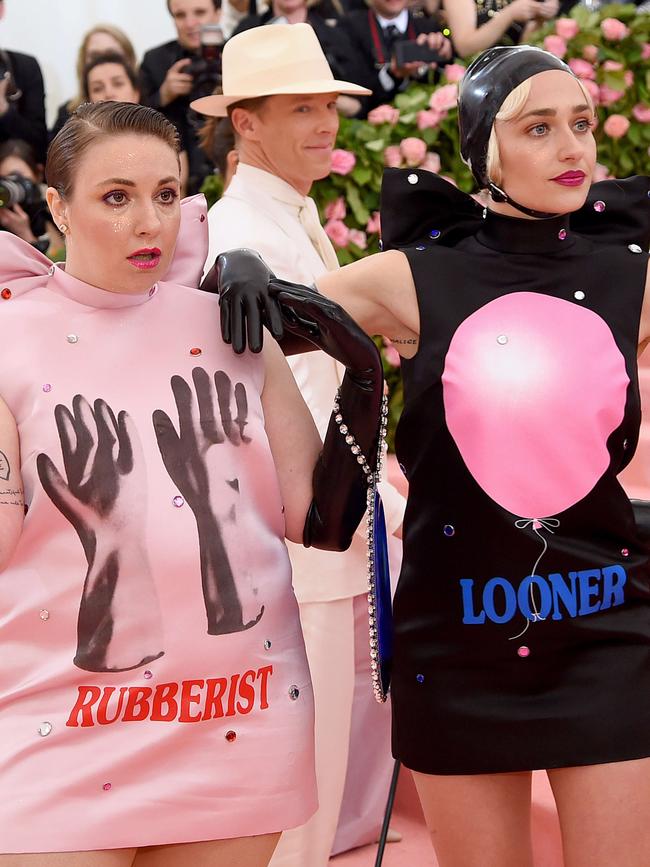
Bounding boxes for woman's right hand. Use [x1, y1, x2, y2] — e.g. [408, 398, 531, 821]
[505, 0, 550, 23]
[216, 248, 285, 353]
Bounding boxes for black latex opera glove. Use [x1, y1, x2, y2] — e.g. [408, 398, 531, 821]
[207, 249, 317, 356]
[269, 281, 385, 551]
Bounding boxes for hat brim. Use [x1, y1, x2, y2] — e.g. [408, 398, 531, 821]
[191, 79, 371, 117]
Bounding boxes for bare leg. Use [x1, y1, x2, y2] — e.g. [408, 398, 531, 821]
[0, 851, 136, 867]
[134, 833, 282, 867]
[548, 757, 650, 867]
[412, 768, 534, 867]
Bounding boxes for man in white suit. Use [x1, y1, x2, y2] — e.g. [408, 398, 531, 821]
[193, 24, 406, 867]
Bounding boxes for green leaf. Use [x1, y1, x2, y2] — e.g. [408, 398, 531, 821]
[627, 124, 642, 146]
[365, 138, 386, 152]
[351, 165, 372, 186]
[345, 183, 370, 225]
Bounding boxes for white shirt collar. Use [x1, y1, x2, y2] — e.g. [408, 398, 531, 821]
[376, 9, 409, 33]
[234, 162, 309, 210]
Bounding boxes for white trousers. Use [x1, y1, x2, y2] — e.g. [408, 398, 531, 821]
[269, 594, 394, 867]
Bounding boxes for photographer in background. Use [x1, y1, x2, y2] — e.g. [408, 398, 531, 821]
[339, 0, 452, 118]
[0, 139, 55, 254]
[140, 0, 222, 192]
[0, 1, 47, 162]
[442, 0, 560, 59]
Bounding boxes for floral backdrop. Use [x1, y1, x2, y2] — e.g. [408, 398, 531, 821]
[202, 3, 650, 449]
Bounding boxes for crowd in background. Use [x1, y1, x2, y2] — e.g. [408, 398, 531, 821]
[0, 0, 646, 256]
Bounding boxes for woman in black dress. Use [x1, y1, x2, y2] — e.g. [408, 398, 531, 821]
[215, 46, 650, 867]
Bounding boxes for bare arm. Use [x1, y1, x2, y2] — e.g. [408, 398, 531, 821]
[0, 395, 24, 571]
[443, 0, 545, 59]
[316, 249, 421, 358]
[261, 338, 322, 543]
[638, 262, 650, 357]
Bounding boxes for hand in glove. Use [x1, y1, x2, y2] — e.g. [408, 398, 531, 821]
[270, 281, 384, 551]
[207, 248, 317, 355]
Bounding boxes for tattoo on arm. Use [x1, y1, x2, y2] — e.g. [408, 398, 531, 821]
[390, 338, 418, 345]
[0, 450, 10, 481]
[0, 487, 23, 506]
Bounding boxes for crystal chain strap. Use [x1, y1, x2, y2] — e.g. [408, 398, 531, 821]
[333, 389, 390, 701]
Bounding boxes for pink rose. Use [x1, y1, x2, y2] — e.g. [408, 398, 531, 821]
[543, 35, 567, 59]
[582, 79, 600, 105]
[600, 18, 630, 41]
[444, 63, 466, 83]
[383, 145, 402, 168]
[555, 18, 579, 41]
[383, 339, 401, 369]
[324, 196, 346, 221]
[324, 218, 350, 248]
[429, 83, 458, 112]
[642, 43, 650, 61]
[599, 85, 624, 106]
[348, 229, 367, 251]
[400, 136, 427, 167]
[366, 211, 381, 234]
[421, 151, 441, 174]
[568, 58, 595, 80]
[603, 114, 630, 139]
[417, 109, 442, 130]
[633, 104, 650, 124]
[367, 103, 401, 125]
[330, 148, 356, 175]
[582, 44, 599, 63]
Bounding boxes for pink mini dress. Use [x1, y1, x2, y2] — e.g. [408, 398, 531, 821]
[0, 196, 316, 853]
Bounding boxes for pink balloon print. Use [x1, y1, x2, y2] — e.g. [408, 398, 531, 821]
[442, 292, 629, 519]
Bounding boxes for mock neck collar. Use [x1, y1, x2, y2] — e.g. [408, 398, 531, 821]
[234, 162, 310, 209]
[47, 263, 157, 309]
[476, 208, 573, 254]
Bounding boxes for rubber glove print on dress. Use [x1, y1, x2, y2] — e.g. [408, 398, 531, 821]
[36, 396, 165, 673]
[153, 367, 264, 635]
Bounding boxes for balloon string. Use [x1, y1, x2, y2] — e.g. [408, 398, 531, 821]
[509, 518, 560, 641]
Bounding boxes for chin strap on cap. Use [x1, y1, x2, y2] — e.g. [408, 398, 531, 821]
[487, 182, 561, 220]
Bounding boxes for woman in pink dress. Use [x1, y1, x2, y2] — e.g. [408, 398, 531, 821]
[0, 101, 384, 866]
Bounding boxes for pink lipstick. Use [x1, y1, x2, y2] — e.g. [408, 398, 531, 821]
[551, 171, 586, 187]
[127, 247, 161, 271]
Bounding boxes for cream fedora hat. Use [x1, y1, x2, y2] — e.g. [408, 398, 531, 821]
[191, 23, 370, 117]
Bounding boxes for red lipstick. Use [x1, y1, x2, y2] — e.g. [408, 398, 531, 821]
[551, 171, 586, 187]
[127, 247, 161, 271]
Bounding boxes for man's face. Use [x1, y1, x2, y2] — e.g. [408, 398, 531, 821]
[168, 0, 219, 51]
[370, 0, 407, 19]
[244, 94, 340, 191]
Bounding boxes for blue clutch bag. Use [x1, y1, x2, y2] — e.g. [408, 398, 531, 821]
[369, 490, 392, 702]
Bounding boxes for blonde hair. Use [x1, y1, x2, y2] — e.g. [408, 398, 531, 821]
[485, 76, 594, 188]
[68, 25, 137, 114]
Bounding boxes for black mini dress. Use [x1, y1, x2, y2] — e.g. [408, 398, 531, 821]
[381, 169, 650, 774]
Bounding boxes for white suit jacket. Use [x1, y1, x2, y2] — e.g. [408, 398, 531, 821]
[205, 163, 405, 603]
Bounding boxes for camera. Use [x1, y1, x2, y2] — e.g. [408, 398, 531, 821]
[200, 24, 224, 65]
[0, 173, 42, 209]
[393, 40, 446, 68]
[186, 24, 224, 79]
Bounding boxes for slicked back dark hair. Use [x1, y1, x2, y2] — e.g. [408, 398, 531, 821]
[46, 101, 180, 198]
